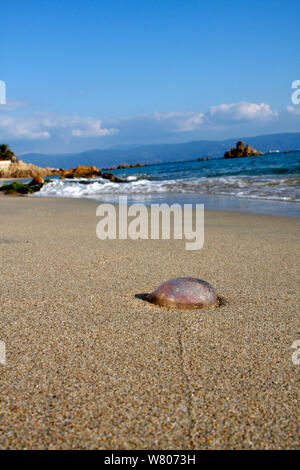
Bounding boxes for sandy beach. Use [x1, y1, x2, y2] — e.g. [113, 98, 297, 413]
[0, 196, 299, 449]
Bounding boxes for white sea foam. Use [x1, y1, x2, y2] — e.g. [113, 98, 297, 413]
[33, 174, 300, 202]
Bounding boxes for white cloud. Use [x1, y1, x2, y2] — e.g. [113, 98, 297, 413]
[71, 118, 118, 137]
[0, 115, 50, 140]
[115, 102, 278, 136]
[0, 101, 285, 149]
[286, 105, 300, 116]
[152, 111, 205, 132]
[117, 111, 205, 133]
[207, 101, 278, 123]
[0, 114, 117, 140]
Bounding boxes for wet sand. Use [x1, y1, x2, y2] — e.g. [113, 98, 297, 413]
[0, 196, 299, 449]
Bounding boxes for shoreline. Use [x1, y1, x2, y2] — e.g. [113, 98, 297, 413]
[0, 196, 299, 449]
[27, 190, 300, 218]
[3, 192, 299, 221]
[1, 190, 299, 218]
[1, 176, 299, 218]
[26, 193, 300, 220]
[0, 177, 31, 182]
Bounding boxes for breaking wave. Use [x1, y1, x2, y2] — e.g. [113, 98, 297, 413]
[32, 151, 300, 204]
[35, 174, 300, 202]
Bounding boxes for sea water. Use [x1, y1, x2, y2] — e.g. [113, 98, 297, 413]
[34, 152, 300, 217]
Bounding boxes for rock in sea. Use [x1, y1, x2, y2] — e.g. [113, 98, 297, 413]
[146, 277, 217, 309]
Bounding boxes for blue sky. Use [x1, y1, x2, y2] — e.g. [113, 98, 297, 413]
[1, 0, 300, 154]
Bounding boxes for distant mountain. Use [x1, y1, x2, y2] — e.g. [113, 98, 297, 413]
[20, 132, 300, 169]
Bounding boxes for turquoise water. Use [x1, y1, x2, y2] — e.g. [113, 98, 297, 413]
[109, 151, 300, 200]
[36, 152, 300, 217]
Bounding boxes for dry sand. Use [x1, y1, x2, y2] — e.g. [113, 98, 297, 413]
[0, 196, 299, 449]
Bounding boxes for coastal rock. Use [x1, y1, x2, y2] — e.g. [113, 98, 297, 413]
[60, 165, 102, 179]
[236, 141, 244, 154]
[224, 141, 263, 159]
[102, 166, 117, 171]
[146, 277, 217, 309]
[117, 163, 145, 169]
[103, 163, 146, 170]
[59, 165, 125, 182]
[244, 144, 260, 156]
[0, 143, 59, 178]
[0, 159, 59, 179]
[102, 172, 123, 183]
[31, 175, 44, 184]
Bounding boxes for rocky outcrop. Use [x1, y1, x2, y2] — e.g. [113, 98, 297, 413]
[0, 160, 125, 183]
[117, 163, 145, 169]
[0, 177, 48, 195]
[60, 165, 102, 179]
[60, 165, 124, 182]
[31, 175, 44, 184]
[102, 172, 123, 183]
[0, 160, 59, 178]
[102, 163, 146, 171]
[224, 141, 263, 159]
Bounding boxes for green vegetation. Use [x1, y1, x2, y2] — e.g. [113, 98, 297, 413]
[0, 144, 16, 161]
[0, 180, 44, 195]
